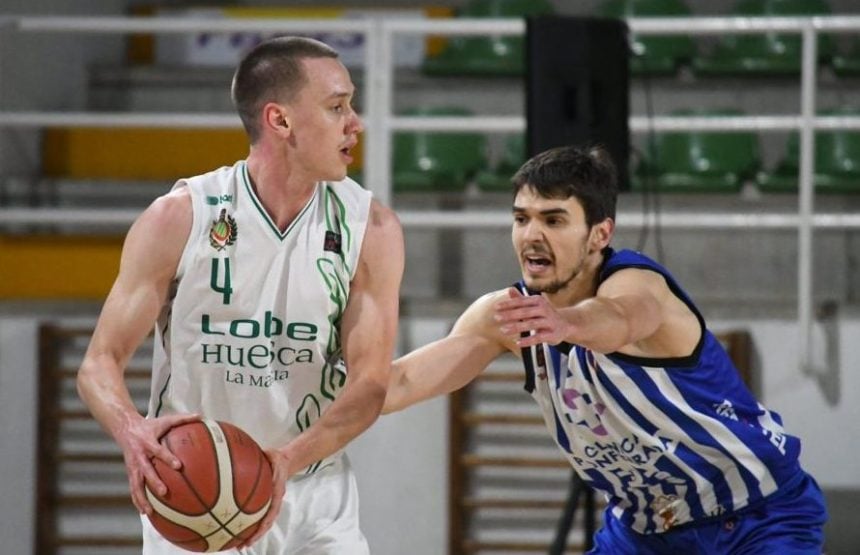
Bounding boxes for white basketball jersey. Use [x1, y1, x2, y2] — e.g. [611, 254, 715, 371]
[148, 160, 371, 475]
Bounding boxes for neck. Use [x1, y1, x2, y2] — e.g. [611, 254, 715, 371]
[246, 144, 318, 232]
[544, 248, 606, 308]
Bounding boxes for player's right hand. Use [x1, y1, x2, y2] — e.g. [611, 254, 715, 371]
[240, 448, 290, 548]
[116, 412, 201, 515]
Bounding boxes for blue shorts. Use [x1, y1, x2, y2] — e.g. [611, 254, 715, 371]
[589, 472, 827, 555]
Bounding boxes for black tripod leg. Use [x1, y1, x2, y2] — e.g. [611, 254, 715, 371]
[549, 471, 585, 555]
[584, 484, 597, 551]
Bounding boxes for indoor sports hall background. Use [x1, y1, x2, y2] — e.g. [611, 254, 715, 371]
[1, 0, 859, 553]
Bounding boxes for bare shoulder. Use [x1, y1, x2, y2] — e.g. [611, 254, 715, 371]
[120, 186, 192, 280]
[366, 199, 402, 235]
[137, 185, 192, 232]
[357, 199, 404, 265]
[351, 199, 404, 290]
[597, 266, 668, 298]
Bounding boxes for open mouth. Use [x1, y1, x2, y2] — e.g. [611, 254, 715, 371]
[524, 253, 553, 273]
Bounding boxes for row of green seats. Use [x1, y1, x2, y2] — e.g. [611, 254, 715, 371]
[422, 0, 860, 77]
[389, 107, 860, 195]
[636, 108, 860, 193]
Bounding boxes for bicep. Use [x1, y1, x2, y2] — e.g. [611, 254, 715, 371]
[595, 268, 697, 355]
[596, 269, 664, 329]
[86, 194, 190, 369]
[339, 202, 405, 382]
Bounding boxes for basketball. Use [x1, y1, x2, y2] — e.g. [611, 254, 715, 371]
[145, 419, 274, 552]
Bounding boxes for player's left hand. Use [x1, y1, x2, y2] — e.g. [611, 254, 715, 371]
[240, 448, 290, 548]
[495, 287, 571, 347]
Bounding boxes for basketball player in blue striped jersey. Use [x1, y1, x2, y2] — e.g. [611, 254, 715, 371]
[78, 37, 404, 553]
[384, 145, 826, 553]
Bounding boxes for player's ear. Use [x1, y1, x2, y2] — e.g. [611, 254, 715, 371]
[588, 218, 614, 253]
[262, 102, 291, 138]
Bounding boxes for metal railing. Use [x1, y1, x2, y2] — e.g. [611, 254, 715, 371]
[2, 14, 860, 382]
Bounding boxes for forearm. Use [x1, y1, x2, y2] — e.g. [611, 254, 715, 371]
[77, 354, 144, 443]
[277, 375, 386, 476]
[384, 333, 503, 414]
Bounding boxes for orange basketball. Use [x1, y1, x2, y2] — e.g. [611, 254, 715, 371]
[145, 419, 273, 552]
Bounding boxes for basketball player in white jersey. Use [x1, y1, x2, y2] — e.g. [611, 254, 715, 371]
[77, 37, 404, 553]
[384, 145, 826, 553]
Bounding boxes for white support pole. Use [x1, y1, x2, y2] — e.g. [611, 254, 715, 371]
[362, 20, 393, 207]
[15, 16, 371, 35]
[359, 19, 382, 204]
[377, 24, 394, 207]
[798, 23, 818, 376]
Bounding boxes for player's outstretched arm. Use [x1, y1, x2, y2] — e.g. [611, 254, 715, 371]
[496, 268, 699, 358]
[382, 290, 514, 414]
[76, 188, 200, 515]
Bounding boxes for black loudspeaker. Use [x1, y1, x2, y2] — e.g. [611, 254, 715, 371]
[526, 16, 630, 189]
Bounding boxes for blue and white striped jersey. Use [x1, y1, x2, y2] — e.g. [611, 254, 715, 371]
[517, 248, 804, 534]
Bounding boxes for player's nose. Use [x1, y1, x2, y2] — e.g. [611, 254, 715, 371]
[348, 108, 364, 135]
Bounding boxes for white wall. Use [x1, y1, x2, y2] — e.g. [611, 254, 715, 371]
[350, 317, 452, 555]
[720, 318, 860, 488]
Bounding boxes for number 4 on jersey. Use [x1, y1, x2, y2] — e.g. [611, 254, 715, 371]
[210, 257, 233, 304]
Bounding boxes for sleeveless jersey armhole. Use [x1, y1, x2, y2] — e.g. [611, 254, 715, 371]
[169, 179, 201, 281]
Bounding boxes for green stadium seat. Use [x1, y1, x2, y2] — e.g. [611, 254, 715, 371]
[597, 0, 696, 75]
[476, 134, 526, 192]
[832, 38, 860, 76]
[757, 108, 860, 193]
[636, 109, 761, 192]
[422, 0, 554, 76]
[693, 0, 834, 76]
[392, 106, 488, 193]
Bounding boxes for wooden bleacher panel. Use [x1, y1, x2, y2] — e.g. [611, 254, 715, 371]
[448, 356, 595, 555]
[37, 325, 151, 554]
[449, 330, 754, 554]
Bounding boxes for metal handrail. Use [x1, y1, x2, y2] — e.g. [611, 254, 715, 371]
[3, 208, 859, 230]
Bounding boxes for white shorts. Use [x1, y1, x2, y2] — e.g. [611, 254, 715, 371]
[142, 455, 369, 555]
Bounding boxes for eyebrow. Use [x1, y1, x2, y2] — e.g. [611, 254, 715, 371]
[512, 206, 569, 216]
[326, 90, 354, 101]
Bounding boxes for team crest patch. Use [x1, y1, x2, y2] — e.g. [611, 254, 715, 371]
[209, 208, 238, 251]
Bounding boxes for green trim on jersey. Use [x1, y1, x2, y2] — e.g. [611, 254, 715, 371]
[153, 374, 171, 417]
[323, 185, 354, 275]
[316, 259, 348, 400]
[241, 161, 317, 241]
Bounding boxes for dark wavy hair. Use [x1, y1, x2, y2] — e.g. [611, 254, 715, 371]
[511, 144, 618, 227]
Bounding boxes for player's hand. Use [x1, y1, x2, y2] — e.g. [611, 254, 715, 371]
[495, 287, 571, 347]
[116, 412, 201, 515]
[241, 448, 290, 548]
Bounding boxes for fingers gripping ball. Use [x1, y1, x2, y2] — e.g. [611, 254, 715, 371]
[145, 419, 274, 552]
